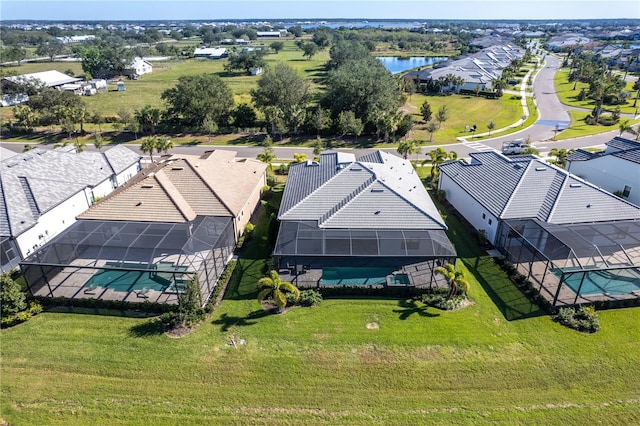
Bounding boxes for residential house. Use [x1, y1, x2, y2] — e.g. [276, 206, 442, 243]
[273, 151, 456, 289]
[20, 150, 267, 305]
[124, 57, 153, 79]
[1, 145, 141, 272]
[567, 136, 640, 207]
[439, 150, 640, 306]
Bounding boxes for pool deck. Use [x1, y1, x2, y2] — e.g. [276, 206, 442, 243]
[278, 259, 449, 290]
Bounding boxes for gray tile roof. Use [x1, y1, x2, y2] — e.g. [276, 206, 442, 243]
[279, 150, 447, 230]
[569, 137, 640, 165]
[440, 151, 640, 225]
[0, 146, 140, 237]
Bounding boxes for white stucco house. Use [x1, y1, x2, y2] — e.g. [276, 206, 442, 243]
[0, 145, 141, 272]
[125, 57, 153, 79]
[567, 136, 640, 207]
[438, 150, 640, 246]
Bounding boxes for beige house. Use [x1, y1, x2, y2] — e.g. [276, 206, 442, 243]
[20, 150, 267, 306]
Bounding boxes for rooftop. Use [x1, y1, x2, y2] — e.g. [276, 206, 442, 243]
[3, 70, 82, 88]
[440, 150, 640, 224]
[1, 146, 140, 237]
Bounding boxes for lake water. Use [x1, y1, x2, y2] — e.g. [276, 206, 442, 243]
[376, 56, 448, 74]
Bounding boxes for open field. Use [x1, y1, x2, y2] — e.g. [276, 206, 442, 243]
[404, 93, 524, 143]
[2, 187, 639, 425]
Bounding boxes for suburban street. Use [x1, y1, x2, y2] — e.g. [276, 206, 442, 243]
[2, 54, 637, 161]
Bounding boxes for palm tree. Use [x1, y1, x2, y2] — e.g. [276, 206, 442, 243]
[397, 140, 418, 160]
[434, 262, 470, 299]
[424, 147, 450, 180]
[140, 136, 158, 162]
[257, 270, 300, 312]
[548, 148, 574, 168]
[156, 137, 174, 156]
[619, 120, 636, 137]
[93, 132, 105, 151]
[257, 146, 275, 171]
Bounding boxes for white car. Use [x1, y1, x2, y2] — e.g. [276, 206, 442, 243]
[501, 139, 529, 155]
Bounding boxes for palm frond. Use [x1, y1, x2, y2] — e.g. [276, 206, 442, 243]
[280, 281, 300, 299]
[257, 288, 273, 302]
[273, 290, 287, 309]
[258, 277, 274, 289]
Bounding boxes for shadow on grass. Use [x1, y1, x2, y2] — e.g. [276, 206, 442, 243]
[129, 319, 166, 337]
[212, 310, 271, 332]
[463, 256, 545, 321]
[393, 298, 440, 320]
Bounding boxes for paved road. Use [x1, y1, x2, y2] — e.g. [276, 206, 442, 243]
[2, 53, 635, 161]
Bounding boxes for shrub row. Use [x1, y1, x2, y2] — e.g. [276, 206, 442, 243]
[286, 289, 323, 307]
[33, 295, 177, 313]
[554, 306, 600, 333]
[317, 285, 425, 298]
[492, 257, 554, 313]
[0, 301, 42, 328]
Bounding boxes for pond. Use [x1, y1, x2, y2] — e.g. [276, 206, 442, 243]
[376, 56, 448, 74]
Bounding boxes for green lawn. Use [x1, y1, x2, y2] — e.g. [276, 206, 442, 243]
[405, 93, 525, 144]
[2, 186, 639, 424]
[555, 110, 639, 141]
[554, 68, 639, 115]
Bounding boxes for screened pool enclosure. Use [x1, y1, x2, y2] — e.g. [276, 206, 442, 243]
[20, 217, 236, 305]
[273, 221, 457, 289]
[496, 219, 640, 306]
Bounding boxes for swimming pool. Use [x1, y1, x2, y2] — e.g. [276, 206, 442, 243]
[83, 262, 189, 293]
[322, 266, 398, 286]
[558, 269, 640, 296]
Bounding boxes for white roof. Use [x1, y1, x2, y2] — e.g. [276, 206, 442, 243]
[4, 70, 81, 88]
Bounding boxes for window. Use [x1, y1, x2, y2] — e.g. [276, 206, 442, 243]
[623, 185, 632, 198]
[488, 219, 493, 225]
[482, 213, 486, 219]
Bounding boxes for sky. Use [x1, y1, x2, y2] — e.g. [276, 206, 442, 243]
[1, 0, 639, 21]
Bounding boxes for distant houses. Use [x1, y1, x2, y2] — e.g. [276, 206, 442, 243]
[406, 44, 525, 93]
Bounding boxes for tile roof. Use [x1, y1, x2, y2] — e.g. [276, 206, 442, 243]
[0, 146, 140, 237]
[279, 150, 447, 230]
[440, 151, 640, 224]
[569, 137, 640, 165]
[79, 150, 266, 223]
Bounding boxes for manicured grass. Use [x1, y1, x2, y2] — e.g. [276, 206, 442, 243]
[554, 110, 639, 141]
[2, 184, 639, 424]
[405, 93, 524, 144]
[554, 68, 639, 115]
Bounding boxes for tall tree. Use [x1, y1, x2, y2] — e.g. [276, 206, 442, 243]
[269, 41, 284, 54]
[257, 270, 300, 312]
[336, 110, 364, 137]
[252, 63, 310, 134]
[436, 105, 448, 129]
[135, 104, 162, 134]
[36, 41, 66, 62]
[74, 40, 134, 79]
[162, 73, 234, 130]
[232, 104, 257, 130]
[322, 57, 402, 131]
[224, 49, 266, 75]
[156, 137, 174, 156]
[420, 100, 433, 123]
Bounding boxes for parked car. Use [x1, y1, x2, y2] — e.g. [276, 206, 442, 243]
[502, 139, 529, 155]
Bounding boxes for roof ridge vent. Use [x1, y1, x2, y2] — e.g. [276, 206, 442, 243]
[535, 167, 547, 171]
[569, 183, 582, 188]
[141, 184, 154, 189]
[171, 166, 184, 171]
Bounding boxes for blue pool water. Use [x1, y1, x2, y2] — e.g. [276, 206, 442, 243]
[83, 262, 188, 293]
[322, 267, 397, 286]
[558, 270, 640, 296]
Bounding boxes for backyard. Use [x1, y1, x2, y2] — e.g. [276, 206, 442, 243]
[2, 186, 639, 425]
